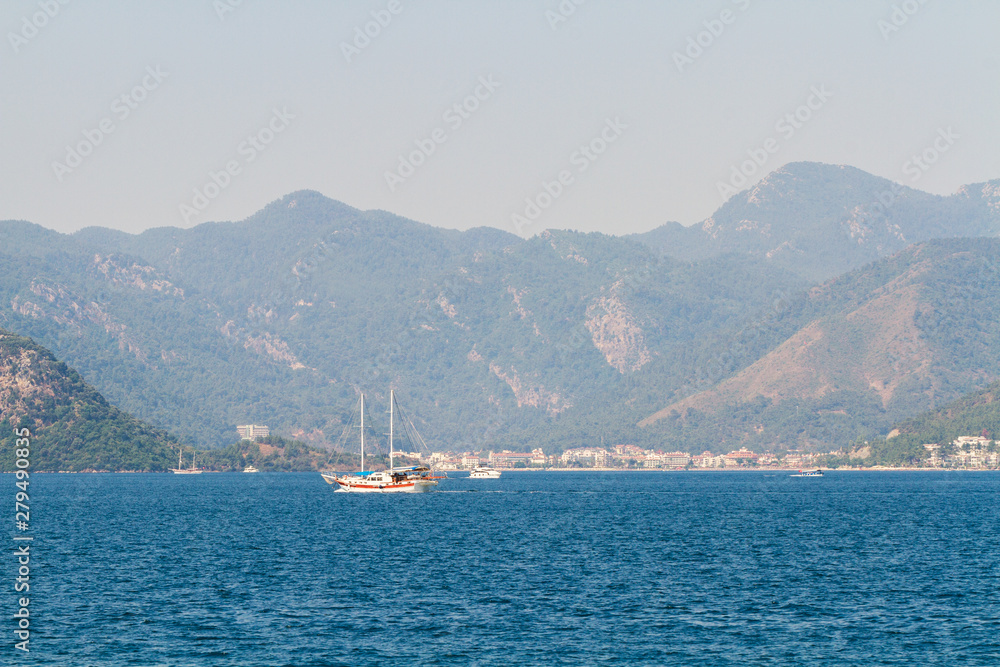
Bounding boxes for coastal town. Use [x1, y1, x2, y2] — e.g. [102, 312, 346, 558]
[392, 437, 1000, 471]
[235, 423, 1000, 471]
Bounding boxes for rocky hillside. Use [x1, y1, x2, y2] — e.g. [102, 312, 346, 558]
[0, 329, 180, 471]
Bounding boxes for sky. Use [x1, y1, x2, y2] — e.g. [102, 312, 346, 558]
[2, 1, 998, 238]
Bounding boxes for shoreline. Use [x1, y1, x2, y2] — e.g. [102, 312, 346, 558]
[499, 467, 987, 473]
[6, 467, 996, 474]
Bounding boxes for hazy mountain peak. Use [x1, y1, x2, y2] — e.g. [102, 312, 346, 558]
[251, 190, 358, 219]
[634, 162, 1000, 281]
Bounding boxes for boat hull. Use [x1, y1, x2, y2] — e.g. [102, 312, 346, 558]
[331, 477, 436, 493]
[322, 467, 441, 493]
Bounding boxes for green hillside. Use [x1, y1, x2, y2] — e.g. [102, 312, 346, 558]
[0, 330, 344, 472]
[0, 329, 180, 471]
[827, 380, 1000, 467]
[639, 239, 1000, 451]
[892, 380, 1000, 444]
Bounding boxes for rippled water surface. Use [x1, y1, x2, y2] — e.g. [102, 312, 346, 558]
[11, 471, 1000, 665]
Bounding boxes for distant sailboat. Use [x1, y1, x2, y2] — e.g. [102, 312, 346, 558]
[171, 448, 202, 474]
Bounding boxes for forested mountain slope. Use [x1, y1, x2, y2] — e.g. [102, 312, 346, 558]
[2, 162, 998, 454]
[640, 239, 1000, 450]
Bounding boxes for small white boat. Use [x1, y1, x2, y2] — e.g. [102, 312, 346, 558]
[790, 469, 823, 477]
[469, 466, 501, 479]
[171, 449, 203, 474]
[242, 465, 259, 473]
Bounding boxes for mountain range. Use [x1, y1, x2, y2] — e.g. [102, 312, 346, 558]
[2, 161, 998, 454]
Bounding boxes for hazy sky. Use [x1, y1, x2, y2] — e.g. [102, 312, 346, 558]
[2, 1, 998, 237]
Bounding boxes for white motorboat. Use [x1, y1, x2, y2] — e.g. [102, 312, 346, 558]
[790, 469, 823, 477]
[469, 466, 501, 479]
[242, 465, 259, 473]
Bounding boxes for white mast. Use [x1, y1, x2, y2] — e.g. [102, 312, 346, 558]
[178, 447, 182, 470]
[389, 389, 394, 471]
[361, 393, 365, 472]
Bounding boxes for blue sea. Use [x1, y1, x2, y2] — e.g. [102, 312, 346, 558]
[9, 471, 1000, 665]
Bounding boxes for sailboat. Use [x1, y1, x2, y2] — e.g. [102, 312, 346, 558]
[171, 448, 203, 474]
[321, 391, 440, 493]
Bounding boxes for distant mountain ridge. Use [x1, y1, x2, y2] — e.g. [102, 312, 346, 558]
[634, 162, 1000, 281]
[2, 162, 999, 454]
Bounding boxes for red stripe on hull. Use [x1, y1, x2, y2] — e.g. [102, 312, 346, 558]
[336, 481, 416, 490]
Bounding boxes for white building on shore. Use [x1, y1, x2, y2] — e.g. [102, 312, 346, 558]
[237, 424, 269, 440]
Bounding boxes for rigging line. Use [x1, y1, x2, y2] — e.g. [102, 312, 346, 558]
[394, 399, 431, 454]
[334, 398, 358, 451]
[330, 395, 362, 471]
[389, 391, 408, 452]
[361, 399, 387, 457]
